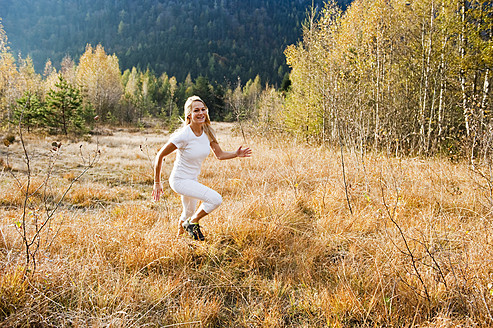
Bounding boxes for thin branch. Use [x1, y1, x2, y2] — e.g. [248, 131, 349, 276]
[379, 171, 431, 304]
[337, 120, 353, 215]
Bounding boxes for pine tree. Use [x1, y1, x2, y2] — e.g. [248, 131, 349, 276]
[45, 75, 85, 135]
[13, 92, 44, 132]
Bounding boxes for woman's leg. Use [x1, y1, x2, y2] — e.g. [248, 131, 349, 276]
[177, 195, 198, 235]
[170, 178, 222, 224]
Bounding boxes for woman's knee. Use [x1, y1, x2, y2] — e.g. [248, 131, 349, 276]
[213, 193, 223, 208]
[204, 192, 222, 213]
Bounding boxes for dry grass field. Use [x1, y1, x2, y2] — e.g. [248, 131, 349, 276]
[1, 122, 493, 327]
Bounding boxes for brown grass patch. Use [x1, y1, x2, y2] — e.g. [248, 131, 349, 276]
[1, 124, 493, 326]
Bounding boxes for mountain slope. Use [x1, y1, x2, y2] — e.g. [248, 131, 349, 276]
[1, 0, 350, 85]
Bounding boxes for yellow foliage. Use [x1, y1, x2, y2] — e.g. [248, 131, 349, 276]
[76, 44, 123, 116]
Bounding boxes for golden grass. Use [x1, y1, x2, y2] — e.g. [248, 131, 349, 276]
[1, 123, 493, 327]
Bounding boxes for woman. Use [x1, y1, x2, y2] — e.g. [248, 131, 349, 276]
[152, 96, 252, 241]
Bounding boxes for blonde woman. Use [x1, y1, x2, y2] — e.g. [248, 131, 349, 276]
[153, 96, 252, 240]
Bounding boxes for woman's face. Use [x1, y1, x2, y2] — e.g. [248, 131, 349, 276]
[189, 101, 208, 125]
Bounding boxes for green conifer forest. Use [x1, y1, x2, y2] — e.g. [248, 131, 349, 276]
[1, 0, 345, 85]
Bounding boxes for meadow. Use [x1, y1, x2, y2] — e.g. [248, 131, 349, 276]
[1, 122, 493, 327]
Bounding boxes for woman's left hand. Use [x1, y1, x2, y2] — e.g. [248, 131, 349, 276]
[236, 146, 252, 158]
[152, 182, 163, 201]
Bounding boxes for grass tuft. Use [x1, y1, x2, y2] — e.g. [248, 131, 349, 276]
[2, 124, 493, 326]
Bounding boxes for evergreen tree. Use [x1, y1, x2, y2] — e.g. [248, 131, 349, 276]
[45, 75, 86, 135]
[192, 76, 215, 115]
[280, 73, 292, 93]
[13, 92, 44, 132]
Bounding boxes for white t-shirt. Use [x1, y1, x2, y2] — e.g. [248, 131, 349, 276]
[169, 125, 211, 180]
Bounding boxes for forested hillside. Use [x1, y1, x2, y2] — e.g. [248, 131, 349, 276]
[0, 0, 350, 85]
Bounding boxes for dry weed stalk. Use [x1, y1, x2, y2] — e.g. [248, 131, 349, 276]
[378, 161, 432, 306]
[3, 113, 100, 276]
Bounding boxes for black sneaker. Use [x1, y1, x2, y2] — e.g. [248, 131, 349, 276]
[182, 220, 205, 241]
[194, 224, 205, 241]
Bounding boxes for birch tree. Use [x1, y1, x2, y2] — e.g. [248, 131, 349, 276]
[76, 44, 123, 121]
[0, 20, 18, 126]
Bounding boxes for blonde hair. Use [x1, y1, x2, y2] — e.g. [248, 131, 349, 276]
[183, 96, 218, 144]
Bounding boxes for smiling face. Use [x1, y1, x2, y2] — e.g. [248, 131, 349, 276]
[188, 100, 208, 125]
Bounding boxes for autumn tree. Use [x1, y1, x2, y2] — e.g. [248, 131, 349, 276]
[224, 75, 262, 122]
[0, 18, 7, 55]
[60, 55, 77, 85]
[43, 59, 59, 97]
[17, 56, 43, 99]
[243, 75, 262, 121]
[121, 67, 141, 123]
[284, 1, 342, 143]
[0, 42, 41, 131]
[0, 19, 18, 127]
[284, 0, 492, 157]
[455, 0, 493, 160]
[255, 86, 285, 135]
[76, 44, 123, 122]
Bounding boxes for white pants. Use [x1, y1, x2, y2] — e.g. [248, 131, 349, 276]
[169, 178, 222, 222]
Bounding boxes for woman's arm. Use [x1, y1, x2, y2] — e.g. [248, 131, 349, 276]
[210, 141, 252, 160]
[152, 142, 177, 201]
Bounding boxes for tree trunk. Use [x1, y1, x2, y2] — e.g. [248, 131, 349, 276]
[481, 69, 490, 114]
[374, 36, 381, 150]
[423, 2, 435, 154]
[460, 0, 470, 137]
[437, 29, 447, 139]
[481, 69, 491, 161]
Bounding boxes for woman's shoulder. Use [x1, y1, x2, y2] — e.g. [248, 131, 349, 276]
[170, 125, 190, 136]
[169, 125, 192, 143]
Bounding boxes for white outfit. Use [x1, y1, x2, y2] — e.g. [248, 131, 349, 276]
[168, 125, 222, 221]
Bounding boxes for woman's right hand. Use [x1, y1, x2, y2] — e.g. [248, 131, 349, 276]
[152, 182, 163, 201]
